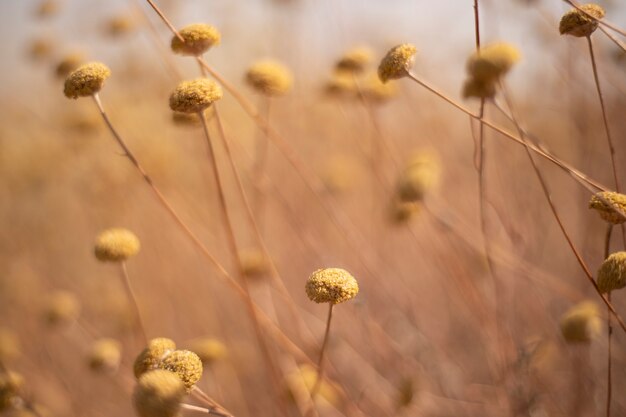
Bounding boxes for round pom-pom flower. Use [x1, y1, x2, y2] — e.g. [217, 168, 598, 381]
[169, 79, 223, 114]
[462, 77, 496, 99]
[246, 60, 293, 96]
[94, 228, 140, 262]
[88, 338, 122, 374]
[171, 24, 220, 56]
[134, 338, 177, 378]
[597, 252, 626, 293]
[133, 370, 185, 417]
[305, 268, 359, 304]
[560, 301, 601, 343]
[188, 338, 227, 365]
[160, 350, 203, 392]
[55, 52, 84, 78]
[466, 43, 521, 83]
[44, 290, 80, 326]
[378, 44, 417, 83]
[239, 249, 269, 279]
[0, 372, 24, 411]
[559, 4, 605, 37]
[63, 62, 111, 99]
[589, 191, 626, 224]
[396, 150, 441, 203]
[336, 47, 372, 73]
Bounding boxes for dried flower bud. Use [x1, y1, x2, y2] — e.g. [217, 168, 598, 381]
[324, 73, 357, 97]
[134, 338, 177, 379]
[597, 252, 626, 293]
[171, 24, 220, 56]
[55, 52, 85, 78]
[378, 44, 417, 83]
[160, 350, 203, 392]
[94, 228, 140, 262]
[188, 338, 227, 365]
[246, 60, 293, 96]
[64, 62, 111, 99]
[89, 338, 122, 374]
[389, 200, 420, 224]
[44, 290, 80, 326]
[284, 364, 341, 407]
[35, 0, 59, 18]
[133, 370, 185, 417]
[107, 15, 136, 37]
[0, 372, 24, 411]
[560, 301, 601, 343]
[169, 79, 223, 114]
[462, 76, 496, 99]
[336, 47, 372, 73]
[29, 38, 55, 61]
[396, 151, 441, 203]
[362, 72, 397, 103]
[305, 268, 359, 304]
[589, 191, 626, 224]
[559, 4, 605, 37]
[239, 249, 269, 279]
[466, 43, 521, 83]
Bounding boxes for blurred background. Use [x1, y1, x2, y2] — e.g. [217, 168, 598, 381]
[1, 0, 626, 416]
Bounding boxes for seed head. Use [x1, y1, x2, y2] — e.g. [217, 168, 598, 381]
[171, 24, 220, 56]
[133, 370, 185, 417]
[188, 338, 227, 365]
[560, 301, 601, 343]
[239, 249, 269, 279]
[107, 15, 136, 37]
[396, 150, 441, 203]
[336, 47, 372, 73]
[29, 37, 55, 60]
[389, 200, 420, 225]
[63, 62, 111, 99]
[88, 338, 122, 374]
[377, 44, 417, 83]
[94, 228, 140, 262]
[169, 79, 223, 114]
[44, 290, 80, 326]
[55, 52, 84, 78]
[284, 364, 341, 407]
[305, 268, 359, 304]
[362, 72, 397, 103]
[462, 76, 496, 99]
[559, 4, 605, 37]
[589, 191, 626, 224]
[597, 252, 626, 293]
[0, 372, 24, 411]
[134, 338, 177, 379]
[246, 60, 293, 96]
[160, 350, 203, 392]
[466, 43, 521, 83]
[325, 73, 357, 97]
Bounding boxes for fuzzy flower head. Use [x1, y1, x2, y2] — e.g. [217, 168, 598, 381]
[55, 52, 84, 78]
[396, 150, 441, 203]
[589, 191, 626, 224]
[107, 15, 136, 37]
[88, 338, 122, 374]
[239, 249, 269, 279]
[134, 338, 177, 379]
[188, 338, 227, 365]
[171, 24, 220, 56]
[466, 43, 521, 83]
[44, 291, 80, 326]
[559, 4, 605, 37]
[169, 79, 223, 113]
[462, 76, 496, 100]
[160, 350, 203, 392]
[378, 44, 417, 83]
[389, 200, 420, 225]
[336, 47, 373, 73]
[362, 72, 397, 103]
[284, 364, 342, 407]
[597, 252, 626, 293]
[325, 72, 357, 97]
[94, 228, 140, 262]
[306, 268, 359, 304]
[246, 60, 293, 96]
[0, 372, 24, 411]
[560, 301, 601, 343]
[63, 62, 111, 99]
[133, 370, 185, 417]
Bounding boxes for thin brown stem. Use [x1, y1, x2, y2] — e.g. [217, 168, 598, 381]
[120, 261, 148, 345]
[252, 96, 272, 232]
[599, 26, 626, 54]
[197, 111, 288, 417]
[604, 224, 613, 417]
[310, 303, 334, 400]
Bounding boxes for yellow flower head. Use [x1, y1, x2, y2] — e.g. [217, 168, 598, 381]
[560, 301, 601, 343]
[44, 290, 80, 326]
[396, 150, 441, 203]
[362, 72, 397, 103]
[378, 44, 417, 83]
[94, 228, 140, 262]
[188, 338, 227, 365]
[0, 372, 24, 411]
[239, 249, 269, 279]
[336, 47, 372, 73]
[325, 72, 357, 97]
[305, 268, 359, 304]
[169, 79, 223, 113]
[64, 62, 111, 99]
[462, 76, 496, 100]
[559, 4, 605, 37]
[134, 338, 177, 379]
[55, 52, 84, 79]
[246, 60, 293, 96]
[160, 350, 203, 392]
[133, 370, 185, 417]
[466, 43, 521, 83]
[589, 191, 626, 224]
[171, 24, 220, 56]
[89, 338, 122, 374]
[597, 252, 626, 293]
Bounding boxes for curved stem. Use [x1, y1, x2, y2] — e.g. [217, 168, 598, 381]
[604, 224, 613, 417]
[120, 261, 148, 345]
